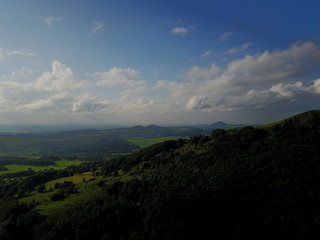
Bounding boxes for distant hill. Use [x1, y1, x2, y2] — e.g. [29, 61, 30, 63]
[0, 125, 204, 157]
[0, 121, 252, 157]
[201, 121, 245, 132]
[104, 124, 203, 138]
[0, 129, 139, 156]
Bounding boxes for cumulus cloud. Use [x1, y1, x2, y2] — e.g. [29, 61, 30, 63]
[1, 68, 34, 80]
[183, 41, 320, 110]
[220, 31, 234, 41]
[152, 41, 320, 112]
[171, 27, 188, 35]
[222, 41, 319, 86]
[72, 93, 108, 112]
[186, 96, 212, 110]
[35, 60, 88, 91]
[308, 78, 320, 93]
[0, 61, 150, 115]
[24, 92, 72, 111]
[0, 61, 89, 112]
[183, 63, 220, 81]
[42, 17, 61, 26]
[92, 21, 105, 33]
[121, 85, 149, 97]
[95, 67, 145, 87]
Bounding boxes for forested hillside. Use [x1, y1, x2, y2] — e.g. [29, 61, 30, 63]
[0, 110, 319, 239]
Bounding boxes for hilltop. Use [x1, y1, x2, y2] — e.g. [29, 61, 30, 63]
[196, 121, 246, 132]
[258, 110, 320, 129]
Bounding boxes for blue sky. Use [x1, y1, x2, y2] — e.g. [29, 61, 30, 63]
[0, 0, 319, 125]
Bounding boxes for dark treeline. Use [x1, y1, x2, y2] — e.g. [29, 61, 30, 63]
[0, 111, 320, 239]
[29, 135, 139, 155]
[0, 156, 58, 167]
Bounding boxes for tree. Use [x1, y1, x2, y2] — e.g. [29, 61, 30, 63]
[38, 184, 46, 193]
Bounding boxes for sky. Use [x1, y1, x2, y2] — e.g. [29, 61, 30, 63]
[0, 0, 320, 126]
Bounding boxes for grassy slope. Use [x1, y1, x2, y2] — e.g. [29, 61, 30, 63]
[19, 170, 136, 220]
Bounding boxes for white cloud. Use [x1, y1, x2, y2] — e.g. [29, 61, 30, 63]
[0, 61, 89, 112]
[186, 96, 212, 110]
[1, 68, 34, 80]
[7, 50, 36, 56]
[223, 41, 318, 86]
[72, 93, 108, 112]
[151, 41, 320, 112]
[183, 63, 220, 81]
[121, 85, 149, 97]
[220, 31, 234, 41]
[92, 21, 105, 33]
[201, 50, 212, 59]
[182, 41, 320, 111]
[227, 42, 253, 54]
[171, 27, 188, 35]
[42, 17, 61, 26]
[95, 67, 145, 87]
[24, 92, 72, 111]
[269, 81, 304, 98]
[35, 60, 85, 92]
[308, 78, 320, 93]
[0, 48, 36, 59]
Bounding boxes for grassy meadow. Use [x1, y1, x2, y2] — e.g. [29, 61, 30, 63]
[19, 170, 135, 219]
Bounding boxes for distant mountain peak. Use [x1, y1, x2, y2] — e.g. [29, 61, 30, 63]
[210, 121, 228, 128]
[146, 124, 159, 128]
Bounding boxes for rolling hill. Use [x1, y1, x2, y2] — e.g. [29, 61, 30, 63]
[0, 110, 319, 239]
[0, 123, 243, 157]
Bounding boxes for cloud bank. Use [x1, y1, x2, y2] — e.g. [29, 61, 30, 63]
[0, 40, 319, 123]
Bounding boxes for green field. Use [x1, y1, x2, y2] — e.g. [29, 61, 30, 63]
[45, 171, 95, 189]
[256, 119, 287, 129]
[20, 175, 104, 218]
[0, 160, 84, 174]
